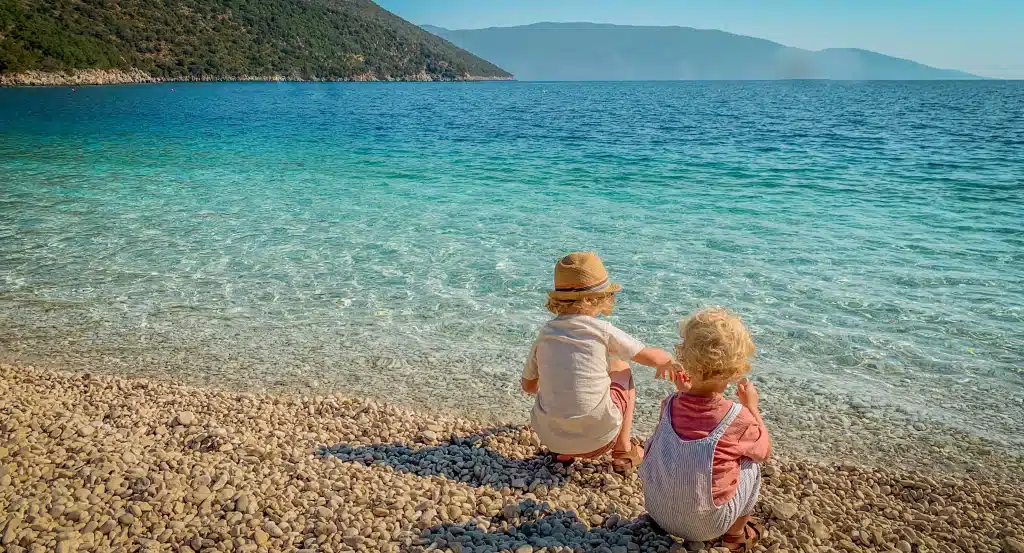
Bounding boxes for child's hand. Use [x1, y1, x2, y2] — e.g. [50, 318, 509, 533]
[655, 360, 682, 381]
[657, 361, 690, 392]
[737, 378, 759, 409]
[654, 361, 671, 381]
[670, 370, 691, 392]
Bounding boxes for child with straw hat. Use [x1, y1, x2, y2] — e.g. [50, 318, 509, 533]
[521, 252, 678, 472]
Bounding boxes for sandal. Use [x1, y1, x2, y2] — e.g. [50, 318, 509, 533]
[611, 437, 644, 473]
[721, 520, 764, 552]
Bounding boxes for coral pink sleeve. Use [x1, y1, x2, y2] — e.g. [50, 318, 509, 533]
[736, 413, 772, 463]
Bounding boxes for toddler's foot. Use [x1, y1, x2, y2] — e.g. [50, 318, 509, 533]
[611, 437, 644, 473]
[721, 520, 763, 551]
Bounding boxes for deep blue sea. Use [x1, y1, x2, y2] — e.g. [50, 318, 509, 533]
[1, 81, 1022, 446]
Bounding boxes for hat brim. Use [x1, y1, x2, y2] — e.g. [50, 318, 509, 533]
[547, 282, 622, 301]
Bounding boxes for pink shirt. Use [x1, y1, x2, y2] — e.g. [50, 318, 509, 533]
[667, 393, 771, 506]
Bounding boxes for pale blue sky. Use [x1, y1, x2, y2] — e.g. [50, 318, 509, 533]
[378, 0, 1023, 78]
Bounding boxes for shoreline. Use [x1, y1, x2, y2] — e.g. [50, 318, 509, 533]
[1, 363, 1022, 553]
[3, 340, 1021, 483]
[0, 69, 515, 87]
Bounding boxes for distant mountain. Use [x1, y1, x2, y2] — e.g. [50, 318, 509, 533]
[423, 22, 980, 81]
[0, 0, 511, 85]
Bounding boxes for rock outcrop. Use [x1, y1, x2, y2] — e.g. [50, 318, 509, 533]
[0, 69, 513, 87]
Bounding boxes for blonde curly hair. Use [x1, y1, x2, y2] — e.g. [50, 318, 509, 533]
[675, 307, 755, 382]
[546, 293, 616, 317]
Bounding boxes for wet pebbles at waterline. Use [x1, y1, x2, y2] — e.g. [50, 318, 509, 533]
[2, 364, 1023, 553]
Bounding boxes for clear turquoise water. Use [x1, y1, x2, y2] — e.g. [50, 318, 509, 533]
[1, 82, 1022, 444]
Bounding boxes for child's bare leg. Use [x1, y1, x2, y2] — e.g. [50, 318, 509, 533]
[608, 358, 637, 455]
[722, 514, 762, 550]
[722, 514, 750, 541]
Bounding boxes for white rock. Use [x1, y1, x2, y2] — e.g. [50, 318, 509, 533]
[772, 502, 800, 520]
[263, 521, 284, 538]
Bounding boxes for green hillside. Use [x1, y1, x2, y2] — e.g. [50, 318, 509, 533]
[0, 0, 511, 81]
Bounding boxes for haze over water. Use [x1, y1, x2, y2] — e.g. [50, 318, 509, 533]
[1, 81, 1022, 449]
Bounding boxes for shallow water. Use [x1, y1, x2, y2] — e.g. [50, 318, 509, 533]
[1, 81, 1022, 448]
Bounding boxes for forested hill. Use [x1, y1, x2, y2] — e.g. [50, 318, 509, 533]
[0, 0, 512, 83]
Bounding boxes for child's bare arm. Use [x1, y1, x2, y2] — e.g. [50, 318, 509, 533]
[521, 378, 539, 395]
[631, 347, 674, 379]
[737, 379, 761, 419]
[631, 346, 671, 367]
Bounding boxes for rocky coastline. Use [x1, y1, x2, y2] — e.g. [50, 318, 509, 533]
[1, 363, 1022, 553]
[0, 69, 514, 87]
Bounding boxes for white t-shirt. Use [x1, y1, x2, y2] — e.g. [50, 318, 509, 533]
[523, 315, 646, 455]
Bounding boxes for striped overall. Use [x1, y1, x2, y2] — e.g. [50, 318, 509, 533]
[639, 395, 762, 541]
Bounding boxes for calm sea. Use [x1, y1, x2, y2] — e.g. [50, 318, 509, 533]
[1, 81, 1021, 445]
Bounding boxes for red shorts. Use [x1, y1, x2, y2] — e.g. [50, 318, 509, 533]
[609, 378, 630, 415]
[568, 372, 633, 458]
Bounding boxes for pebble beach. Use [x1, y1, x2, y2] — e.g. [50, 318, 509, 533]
[2, 363, 1023, 553]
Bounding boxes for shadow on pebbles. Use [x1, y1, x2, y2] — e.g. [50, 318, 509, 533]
[1, 364, 1023, 553]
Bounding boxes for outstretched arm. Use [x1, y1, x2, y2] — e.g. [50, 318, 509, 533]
[632, 346, 672, 367]
[605, 325, 675, 380]
[632, 347, 674, 379]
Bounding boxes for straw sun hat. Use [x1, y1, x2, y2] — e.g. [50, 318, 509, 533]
[548, 252, 622, 300]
